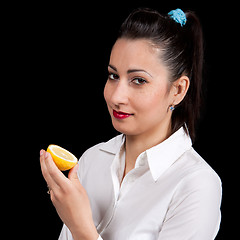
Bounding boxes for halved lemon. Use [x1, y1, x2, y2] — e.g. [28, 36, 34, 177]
[47, 144, 78, 171]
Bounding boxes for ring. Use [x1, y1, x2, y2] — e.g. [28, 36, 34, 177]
[47, 186, 51, 194]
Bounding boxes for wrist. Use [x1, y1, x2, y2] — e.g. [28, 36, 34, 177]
[71, 225, 99, 240]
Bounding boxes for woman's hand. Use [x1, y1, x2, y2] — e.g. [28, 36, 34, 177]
[40, 150, 99, 240]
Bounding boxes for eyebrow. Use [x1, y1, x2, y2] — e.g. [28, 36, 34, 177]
[108, 64, 153, 78]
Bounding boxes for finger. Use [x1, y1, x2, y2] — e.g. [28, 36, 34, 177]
[40, 150, 49, 181]
[44, 152, 69, 188]
[68, 164, 79, 181]
[68, 163, 87, 194]
[40, 150, 59, 190]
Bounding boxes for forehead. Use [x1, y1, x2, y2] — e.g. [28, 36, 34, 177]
[111, 38, 158, 63]
[110, 38, 166, 76]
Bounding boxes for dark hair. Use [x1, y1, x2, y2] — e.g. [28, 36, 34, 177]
[117, 8, 204, 141]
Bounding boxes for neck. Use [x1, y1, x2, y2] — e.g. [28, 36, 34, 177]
[124, 122, 172, 176]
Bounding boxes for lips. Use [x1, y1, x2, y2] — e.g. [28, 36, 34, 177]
[113, 110, 133, 119]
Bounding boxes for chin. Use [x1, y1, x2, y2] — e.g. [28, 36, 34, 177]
[111, 119, 141, 136]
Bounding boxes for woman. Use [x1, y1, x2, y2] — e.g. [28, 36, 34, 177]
[40, 8, 222, 240]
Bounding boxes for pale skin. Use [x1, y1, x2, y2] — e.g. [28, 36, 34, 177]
[40, 38, 189, 239]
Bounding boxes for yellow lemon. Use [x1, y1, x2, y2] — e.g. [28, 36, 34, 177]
[47, 144, 78, 171]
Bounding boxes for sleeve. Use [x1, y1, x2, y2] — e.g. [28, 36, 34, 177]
[158, 169, 222, 240]
[58, 224, 73, 240]
[58, 224, 103, 240]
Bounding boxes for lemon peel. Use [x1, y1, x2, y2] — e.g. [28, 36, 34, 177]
[47, 144, 77, 171]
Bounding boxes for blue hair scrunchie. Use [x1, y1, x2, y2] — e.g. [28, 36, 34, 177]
[168, 8, 186, 27]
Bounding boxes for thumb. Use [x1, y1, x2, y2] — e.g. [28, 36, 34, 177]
[68, 164, 79, 182]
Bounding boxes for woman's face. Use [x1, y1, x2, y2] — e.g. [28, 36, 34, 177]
[104, 38, 176, 137]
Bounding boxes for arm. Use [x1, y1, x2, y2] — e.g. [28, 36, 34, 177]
[40, 150, 99, 240]
[158, 170, 222, 240]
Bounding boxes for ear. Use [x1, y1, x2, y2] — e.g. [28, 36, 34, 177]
[171, 75, 190, 105]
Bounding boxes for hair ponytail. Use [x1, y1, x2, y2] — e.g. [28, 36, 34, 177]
[118, 8, 204, 141]
[171, 11, 204, 141]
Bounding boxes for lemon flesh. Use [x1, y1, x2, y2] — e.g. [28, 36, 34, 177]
[47, 145, 78, 171]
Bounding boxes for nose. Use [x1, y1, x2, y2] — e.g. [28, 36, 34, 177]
[110, 79, 129, 108]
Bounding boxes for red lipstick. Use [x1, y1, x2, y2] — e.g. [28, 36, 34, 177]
[113, 110, 133, 119]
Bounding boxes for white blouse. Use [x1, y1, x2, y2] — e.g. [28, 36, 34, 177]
[59, 127, 222, 240]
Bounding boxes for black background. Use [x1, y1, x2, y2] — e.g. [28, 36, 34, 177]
[5, 1, 236, 239]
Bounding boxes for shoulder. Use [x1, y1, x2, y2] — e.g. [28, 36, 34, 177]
[172, 147, 222, 201]
[161, 148, 222, 239]
[175, 147, 221, 179]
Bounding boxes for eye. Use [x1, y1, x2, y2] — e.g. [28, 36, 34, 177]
[132, 77, 147, 85]
[108, 72, 119, 81]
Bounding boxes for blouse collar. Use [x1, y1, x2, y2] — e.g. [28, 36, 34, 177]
[146, 127, 192, 181]
[100, 127, 192, 181]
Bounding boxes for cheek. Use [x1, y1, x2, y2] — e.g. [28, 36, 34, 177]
[134, 87, 169, 116]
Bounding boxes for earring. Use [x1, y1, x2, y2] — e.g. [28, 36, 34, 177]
[169, 105, 175, 111]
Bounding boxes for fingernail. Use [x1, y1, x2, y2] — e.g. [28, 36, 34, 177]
[40, 149, 44, 156]
[45, 152, 49, 158]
